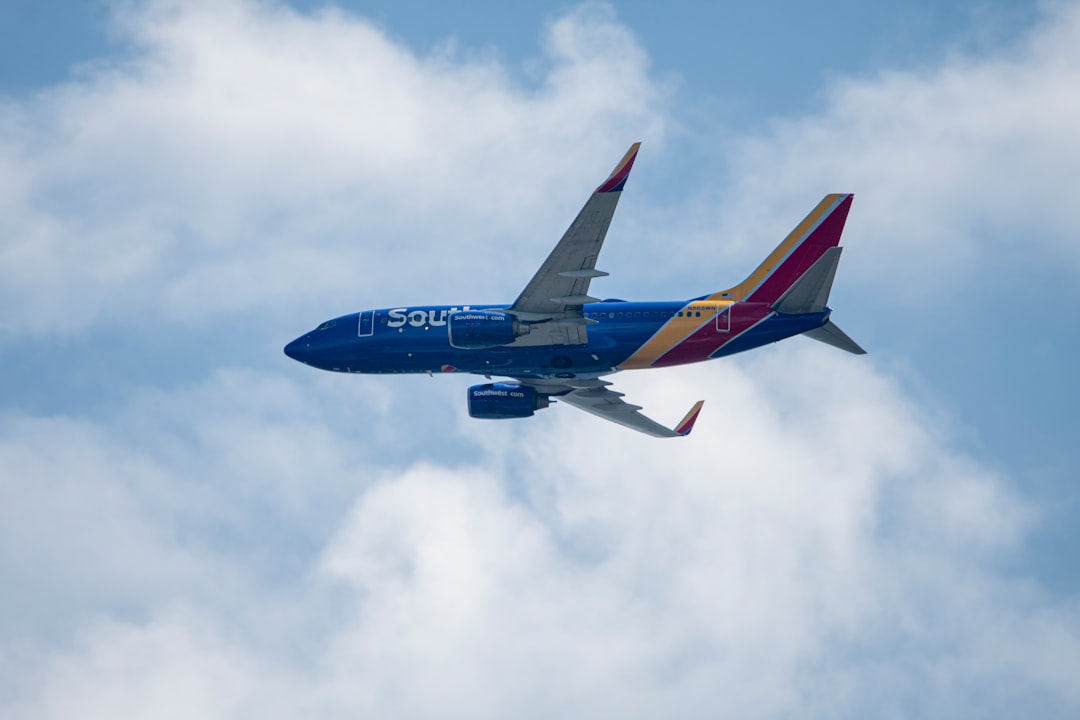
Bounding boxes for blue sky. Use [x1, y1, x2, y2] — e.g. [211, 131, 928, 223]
[2, 1, 1079, 718]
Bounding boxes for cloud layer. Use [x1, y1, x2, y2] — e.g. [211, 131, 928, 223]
[0, 0, 664, 334]
[4, 350, 1077, 719]
[635, 3, 1080, 304]
[2, 1, 1079, 719]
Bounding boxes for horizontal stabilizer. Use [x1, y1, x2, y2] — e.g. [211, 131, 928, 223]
[803, 319, 867, 355]
[772, 246, 842, 315]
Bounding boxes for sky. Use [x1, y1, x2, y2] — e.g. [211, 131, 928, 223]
[1, 0, 1079, 718]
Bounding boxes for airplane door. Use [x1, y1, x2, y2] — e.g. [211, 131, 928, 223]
[715, 304, 731, 332]
[358, 310, 374, 337]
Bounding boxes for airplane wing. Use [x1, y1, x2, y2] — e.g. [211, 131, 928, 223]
[520, 378, 704, 438]
[505, 143, 641, 346]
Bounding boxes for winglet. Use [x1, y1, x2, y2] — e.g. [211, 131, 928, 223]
[595, 142, 641, 193]
[674, 400, 705, 436]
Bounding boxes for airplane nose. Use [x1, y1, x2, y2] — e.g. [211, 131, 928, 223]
[283, 336, 309, 363]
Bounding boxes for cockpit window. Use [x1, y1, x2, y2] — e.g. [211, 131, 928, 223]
[316, 320, 337, 331]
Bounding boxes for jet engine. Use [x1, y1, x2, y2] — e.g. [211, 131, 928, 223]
[448, 310, 528, 349]
[467, 383, 549, 419]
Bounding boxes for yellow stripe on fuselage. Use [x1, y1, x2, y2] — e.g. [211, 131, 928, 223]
[618, 301, 733, 369]
[707, 193, 844, 302]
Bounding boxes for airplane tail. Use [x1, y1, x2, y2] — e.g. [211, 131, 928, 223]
[710, 194, 854, 305]
[710, 194, 866, 355]
[770, 245, 866, 354]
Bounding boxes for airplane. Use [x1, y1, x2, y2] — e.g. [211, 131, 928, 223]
[284, 143, 865, 437]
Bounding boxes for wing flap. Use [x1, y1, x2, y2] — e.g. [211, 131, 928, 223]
[550, 294, 601, 305]
[558, 269, 609, 279]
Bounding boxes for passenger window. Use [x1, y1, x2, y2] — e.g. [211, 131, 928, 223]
[696, 311, 701, 317]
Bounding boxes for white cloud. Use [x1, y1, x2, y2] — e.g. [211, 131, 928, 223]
[9, 610, 294, 720]
[3, 348, 1078, 719]
[0, 0, 666, 334]
[655, 2, 1080, 302]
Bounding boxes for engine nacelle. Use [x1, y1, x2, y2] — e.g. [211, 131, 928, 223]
[467, 383, 549, 419]
[448, 310, 527, 349]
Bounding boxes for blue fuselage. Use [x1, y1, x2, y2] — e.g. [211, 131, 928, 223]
[284, 301, 829, 379]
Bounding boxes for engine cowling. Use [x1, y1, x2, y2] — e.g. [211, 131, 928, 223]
[467, 383, 549, 419]
[448, 310, 527, 349]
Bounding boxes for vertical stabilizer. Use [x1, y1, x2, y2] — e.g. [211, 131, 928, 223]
[711, 194, 853, 304]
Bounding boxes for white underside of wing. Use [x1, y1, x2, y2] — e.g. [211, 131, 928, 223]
[557, 387, 682, 437]
[519, 377, 682, 438]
